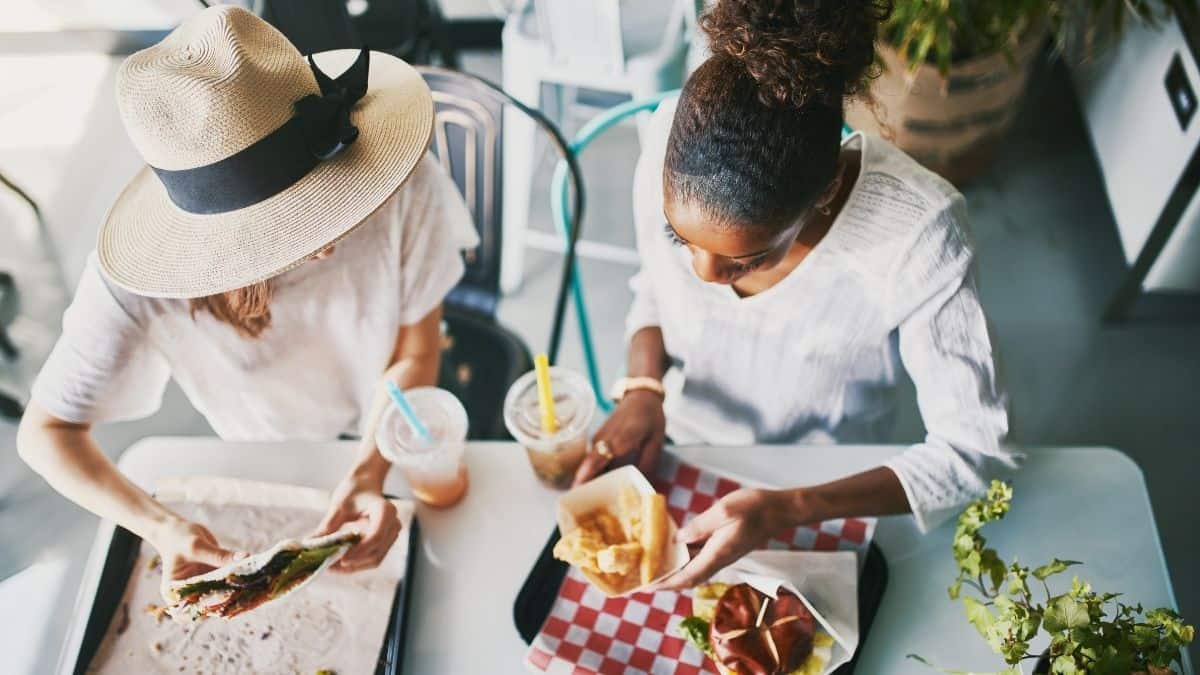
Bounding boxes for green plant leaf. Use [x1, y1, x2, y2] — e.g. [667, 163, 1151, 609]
[982, 549, 1006, 588]
[1000, 640, 1029, 666]
[961, 550, 983, 578]
[1069, 575, 1092, 597]
[1044, 595, 1091, 632]
[1051, 653, 1080, 674]
[935, 24, 953, 76]
[1006, 573, 1028, 597]
[936, 479, 1195, 674]
[963, 596, 996, 638]
[882, 0, 1183, 73]
[1034, 559, 1082, 580]
[1018, 611, 1042, 641]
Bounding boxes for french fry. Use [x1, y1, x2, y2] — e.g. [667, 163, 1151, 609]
[617, 484, 642, 541]
[639, 493, 669, 585]
[591, 510, 625, 545]
[597, 542, 642, 576]
[554, 475, 678, 594]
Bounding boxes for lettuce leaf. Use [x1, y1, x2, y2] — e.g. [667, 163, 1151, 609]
[678, 616, 713, 656]
[269, 543, 343, 597]
[174, 578, 233, 599]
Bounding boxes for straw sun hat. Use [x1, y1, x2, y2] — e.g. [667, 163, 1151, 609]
[98, 5, 433, 298]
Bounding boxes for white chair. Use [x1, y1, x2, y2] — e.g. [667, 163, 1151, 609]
[499, 0, 698, 292]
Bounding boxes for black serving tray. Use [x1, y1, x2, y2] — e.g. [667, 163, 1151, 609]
[514, 527, 888, 674]
[71, 511, 420, 675]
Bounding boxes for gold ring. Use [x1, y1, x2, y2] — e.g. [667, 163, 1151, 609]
[594, 440, 613, 460]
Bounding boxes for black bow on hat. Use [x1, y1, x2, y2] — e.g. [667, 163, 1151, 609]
[150, 47, 375, 215]
[296, 47, 371, 160]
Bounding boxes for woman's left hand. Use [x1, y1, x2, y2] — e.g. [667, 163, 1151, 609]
[313, 476, 401, 573]
[647, 487, 804, 591]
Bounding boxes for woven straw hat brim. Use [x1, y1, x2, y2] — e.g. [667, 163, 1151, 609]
[97, 49, 432, 299]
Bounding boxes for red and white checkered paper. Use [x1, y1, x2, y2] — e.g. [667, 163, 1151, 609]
[524, 454, 876, 675]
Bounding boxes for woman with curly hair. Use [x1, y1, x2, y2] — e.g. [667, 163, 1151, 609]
[574, 0, 1019, 587]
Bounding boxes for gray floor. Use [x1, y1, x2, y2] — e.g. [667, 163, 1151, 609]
[1, 48, 1198, 666]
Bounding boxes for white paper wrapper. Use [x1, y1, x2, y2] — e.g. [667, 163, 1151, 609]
[556, 465, 690, 596]
[85, 476, 415, 675]
[705, 550, 860, 675]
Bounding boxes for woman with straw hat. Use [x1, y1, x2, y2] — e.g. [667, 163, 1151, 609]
[16, 6, 477, 581]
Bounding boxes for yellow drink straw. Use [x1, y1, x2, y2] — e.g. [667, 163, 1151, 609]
[534, 353, 559, 434]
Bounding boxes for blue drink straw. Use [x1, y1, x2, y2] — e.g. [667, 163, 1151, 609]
[385, 381, 432, 444]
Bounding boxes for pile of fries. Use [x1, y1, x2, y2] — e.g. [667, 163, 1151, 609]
[553, 484, 669, 594]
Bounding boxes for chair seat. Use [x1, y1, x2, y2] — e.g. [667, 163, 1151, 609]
[438, 306, 533, 441]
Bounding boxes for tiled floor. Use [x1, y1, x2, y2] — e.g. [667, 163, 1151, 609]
[1, 45, 1198, 670]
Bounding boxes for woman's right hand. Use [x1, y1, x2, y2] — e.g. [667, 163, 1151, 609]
[154, 520, 237, 582]
[573, 390, 666, 486]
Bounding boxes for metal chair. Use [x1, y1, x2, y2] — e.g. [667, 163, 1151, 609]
[498, 0, 698, 292]
[418, 66, 585, 440]
[0, 270, 20, 421]
[0, 169, 62, 421]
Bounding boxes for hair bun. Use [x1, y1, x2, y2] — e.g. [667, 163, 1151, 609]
[701, 0, 891, 109]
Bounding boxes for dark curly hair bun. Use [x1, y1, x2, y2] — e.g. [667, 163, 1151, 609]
[701, 0, 892, 109]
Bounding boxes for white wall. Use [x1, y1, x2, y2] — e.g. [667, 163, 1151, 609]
[1070, 15, 1200, 292]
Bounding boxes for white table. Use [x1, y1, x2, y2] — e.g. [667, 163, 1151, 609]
[41, 439, 1193, 674]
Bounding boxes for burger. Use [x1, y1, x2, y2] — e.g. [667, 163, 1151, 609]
[678, 582, 835, 675]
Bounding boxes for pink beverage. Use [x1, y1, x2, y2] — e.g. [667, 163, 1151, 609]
[503, 367, 597, 489]
[375, 387, 469, 508]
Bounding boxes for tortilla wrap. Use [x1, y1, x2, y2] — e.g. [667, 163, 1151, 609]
[165, 531, 360, 619]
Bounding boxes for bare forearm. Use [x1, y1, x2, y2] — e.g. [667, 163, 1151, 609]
[17, 406, 182, 543]
[628, 327, 668, 380]
[787, 466, 911, 525]
[353, 351, 439, 483]
[362, 349, 439, 436]
[353, 307, 445, 488]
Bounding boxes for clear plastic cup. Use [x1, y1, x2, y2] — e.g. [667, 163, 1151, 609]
[375, 387, 469, 508]
[503, 367, 597, 489]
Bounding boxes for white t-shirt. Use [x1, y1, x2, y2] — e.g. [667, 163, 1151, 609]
[32, 153, 478, 441]
[629, 99, 1017, 532]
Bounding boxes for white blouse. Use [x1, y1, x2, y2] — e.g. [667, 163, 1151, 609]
[629, 99, 1018, 532]
[31, 154, 478, 441]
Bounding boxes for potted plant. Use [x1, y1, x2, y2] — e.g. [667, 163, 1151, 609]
[846, 0, 1188, 184]
[911, 481, 1194, 674]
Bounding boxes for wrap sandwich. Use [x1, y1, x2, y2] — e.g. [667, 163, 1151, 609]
[164, 531, 360, 621]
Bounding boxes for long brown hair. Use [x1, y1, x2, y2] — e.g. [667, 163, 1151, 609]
[189, 279, 275, 338]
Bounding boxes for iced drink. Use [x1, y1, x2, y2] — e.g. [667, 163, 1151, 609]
[503, 367, 597, 489]
[375, 387, 469, 508]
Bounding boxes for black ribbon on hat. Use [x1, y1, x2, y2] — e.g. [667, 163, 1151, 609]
[150, 48, 371, 215]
